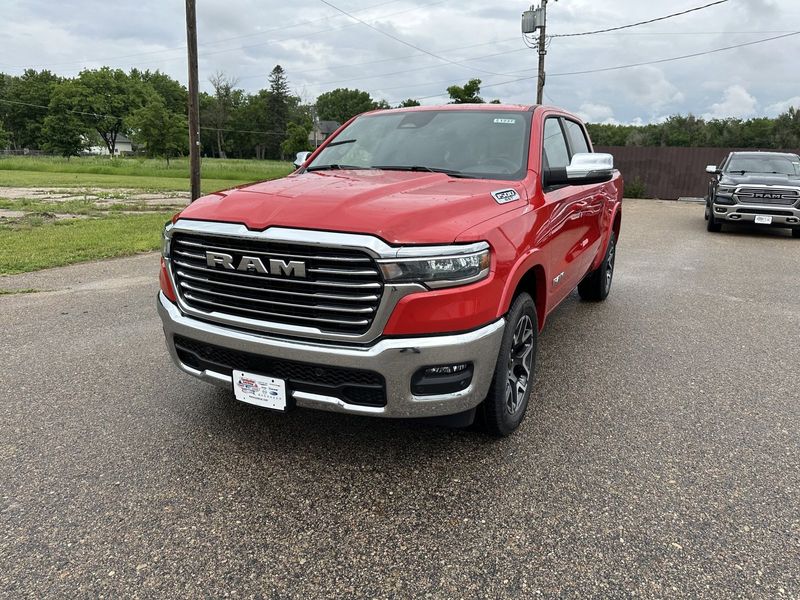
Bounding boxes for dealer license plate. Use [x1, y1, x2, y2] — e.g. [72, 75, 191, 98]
[755, 215, 773, 225]
[232, 370, 287, 411]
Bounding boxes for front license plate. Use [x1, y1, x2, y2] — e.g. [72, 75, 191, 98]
[232, 370, 287, 411]
[755, 215, 773, 225]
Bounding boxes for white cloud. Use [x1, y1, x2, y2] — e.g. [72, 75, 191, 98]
[612, 66, 684, 114]
[765, 96, 800, 117]
[702, 85, 758, 120]
[576, 102, 616, 124]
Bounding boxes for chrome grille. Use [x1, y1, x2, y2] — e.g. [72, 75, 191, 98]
[170, 233, 384, 335]
[735, 187, 799, 206]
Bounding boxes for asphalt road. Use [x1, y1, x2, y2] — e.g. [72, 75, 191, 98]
[1, 199, 798, 599]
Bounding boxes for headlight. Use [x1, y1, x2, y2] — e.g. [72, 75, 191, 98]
[717, 186, 736, 195]
[162, 222, 172, 258]
[377, 242, 491, 289]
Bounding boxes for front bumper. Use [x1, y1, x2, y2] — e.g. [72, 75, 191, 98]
[713, 202, 800, 226]
[157, 292, 505, 418]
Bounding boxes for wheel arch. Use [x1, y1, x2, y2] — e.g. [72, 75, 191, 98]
[499, 252, 548, 332]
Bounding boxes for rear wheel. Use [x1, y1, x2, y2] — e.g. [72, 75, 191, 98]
[793, 228, 800, 238]
[480, 293, 537, 437]
[578, 232, 616, 302]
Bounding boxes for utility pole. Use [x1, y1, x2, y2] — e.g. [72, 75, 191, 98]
[522, 0, 556, 105]
[185, 0, 201, 201]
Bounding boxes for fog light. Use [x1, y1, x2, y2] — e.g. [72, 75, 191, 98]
[411, 363, 473, 396]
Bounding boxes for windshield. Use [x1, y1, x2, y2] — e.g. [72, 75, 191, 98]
[306, 110, 532, 180]
[725, 154, 800, 176]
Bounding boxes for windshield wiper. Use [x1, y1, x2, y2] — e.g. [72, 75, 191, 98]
[305, 164, 368, 172]
[371, 165, 476, 179]
[324, 138, 357, 148]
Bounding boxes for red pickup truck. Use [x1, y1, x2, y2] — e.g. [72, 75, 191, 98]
[158, 104, 622, 436]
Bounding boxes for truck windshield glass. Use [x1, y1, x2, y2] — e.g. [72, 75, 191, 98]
[726, 155, 800, 176]
[306, 110, 532, 180]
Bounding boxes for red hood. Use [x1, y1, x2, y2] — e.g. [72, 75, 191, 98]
[178, 170, 527, 244]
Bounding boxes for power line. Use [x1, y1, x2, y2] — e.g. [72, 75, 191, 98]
[318, 0, 509, 77]
[384, 30, 800, 103]
[550, 0, 730, 38]
[0, 0, 417, 70]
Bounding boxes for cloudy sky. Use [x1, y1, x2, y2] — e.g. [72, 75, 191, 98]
[2, 0, 799, 123]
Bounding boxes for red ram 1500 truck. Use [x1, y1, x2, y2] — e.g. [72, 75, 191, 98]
[158, 105, 622, 436]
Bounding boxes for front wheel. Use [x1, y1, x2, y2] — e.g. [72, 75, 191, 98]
[707, 203, 722, 232]
[480, 293, 537, 437]
[793, 228, 800, 238]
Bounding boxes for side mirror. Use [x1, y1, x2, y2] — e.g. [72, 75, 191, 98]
[293, 151, 311, 169]
[544, 153, 614, 187]
[705, 165, 720, 174]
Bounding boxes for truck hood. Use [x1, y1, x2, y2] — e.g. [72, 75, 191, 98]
[721, 173, 800, 187]
[178, 170, 527, 244]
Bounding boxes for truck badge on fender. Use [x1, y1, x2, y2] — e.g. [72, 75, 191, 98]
[205, 251, 307, 278]
[491, 189, 521, 204]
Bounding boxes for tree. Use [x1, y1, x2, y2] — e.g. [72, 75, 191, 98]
[41, 81, 91, 157]
[130, 69, 188, 114]
[447, 79, 484, 104]
[281, 122, 310, 157]
[69, 67, 146, 156]
[128, 94, 186, 163]
[0, 119, 10, 150]
[264, 65, 290, 159]
[397, 99, 420, 108]
[316, 88, 374, 123]
[206, 71, 239, 158]
[2, 69, 60, 150]
[372, 99, 391, 110]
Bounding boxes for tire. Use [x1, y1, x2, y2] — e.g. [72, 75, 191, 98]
[480, 293, 537, 437]
[578, 232, 617, 302]
[793, 228, 800, 239]
[707, 203, 722, 232]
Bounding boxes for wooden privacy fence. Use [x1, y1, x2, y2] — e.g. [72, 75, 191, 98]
[593, 146, 800, 200]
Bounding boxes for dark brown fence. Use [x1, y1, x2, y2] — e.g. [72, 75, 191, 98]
[594, 146, 800, 200]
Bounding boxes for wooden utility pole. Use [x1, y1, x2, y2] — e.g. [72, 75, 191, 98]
[185, 0, 201, 201]
[536, 0, 548, 105]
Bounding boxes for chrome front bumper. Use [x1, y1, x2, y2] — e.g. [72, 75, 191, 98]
[713, 202, 800, 226]
[157, 292, 505, 418]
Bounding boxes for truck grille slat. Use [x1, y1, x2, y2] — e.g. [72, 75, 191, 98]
[179, 281, 376, 314]
[184, 293, 372, 327]
[170, 233, 384, 335]
[176, 270, 380, 303]
[172, 260, 382, 289]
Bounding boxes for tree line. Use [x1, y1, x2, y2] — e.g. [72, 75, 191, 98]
[0, 67, 426, 160]
[586, 112, 800, 149]
[4, 67, 797, 161]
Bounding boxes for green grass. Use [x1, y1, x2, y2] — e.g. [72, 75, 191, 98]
[0, 288, 39, 295]
[0, 156, 294, 192]
[0, 212, 171, 275]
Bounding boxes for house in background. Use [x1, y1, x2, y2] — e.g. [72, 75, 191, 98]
[85, 134, 134, 156]
[308, 121, 340, 148]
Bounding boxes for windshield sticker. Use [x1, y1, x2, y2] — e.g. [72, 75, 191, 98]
[493, 118, 516, 124]
[491, 189, 521, 204]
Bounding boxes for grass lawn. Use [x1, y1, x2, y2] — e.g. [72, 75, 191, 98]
[0, 156, 294, 193]
[0, 212, 171, 275]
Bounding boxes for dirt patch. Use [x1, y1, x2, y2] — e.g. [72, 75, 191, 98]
[0, 187, 190, 207]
